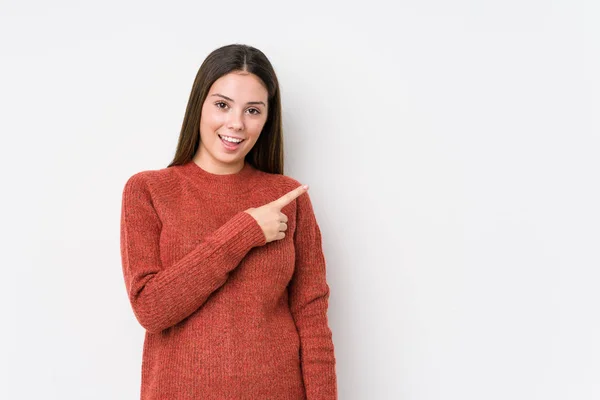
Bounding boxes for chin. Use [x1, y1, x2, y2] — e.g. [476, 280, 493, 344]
[214, 151, 245, 164]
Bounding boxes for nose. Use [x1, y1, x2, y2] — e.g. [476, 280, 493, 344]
[227, 111, 244, 131]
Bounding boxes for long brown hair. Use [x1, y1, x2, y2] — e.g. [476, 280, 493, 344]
[167, 44, 284, 174]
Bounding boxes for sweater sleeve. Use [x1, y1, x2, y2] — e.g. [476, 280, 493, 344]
[120, 173, 266, 334]
[289, 191, 338, 399]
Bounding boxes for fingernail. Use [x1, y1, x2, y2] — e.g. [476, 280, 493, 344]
[303, 185, 309, 189]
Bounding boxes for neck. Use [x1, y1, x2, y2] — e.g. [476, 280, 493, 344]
[180, 157, 258, 196]
[192, 153, 244, 175]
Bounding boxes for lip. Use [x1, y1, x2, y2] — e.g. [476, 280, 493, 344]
[218, 134, 245, 141]
[218, 134, 244, 151]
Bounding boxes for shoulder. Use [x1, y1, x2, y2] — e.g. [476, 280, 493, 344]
[121, 165, 182, 198]
[256, 169, 314, 209]
[252, 167, 305, 194]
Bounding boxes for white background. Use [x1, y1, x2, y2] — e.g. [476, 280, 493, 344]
[1, 1, 599, 399]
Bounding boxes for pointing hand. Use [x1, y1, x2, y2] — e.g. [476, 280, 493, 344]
[245, 184, 309, 243]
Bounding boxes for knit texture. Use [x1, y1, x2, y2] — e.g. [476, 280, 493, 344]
[119, 160, 337, 399]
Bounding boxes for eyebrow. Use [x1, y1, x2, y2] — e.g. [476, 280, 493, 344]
[210, 93, 266, 107]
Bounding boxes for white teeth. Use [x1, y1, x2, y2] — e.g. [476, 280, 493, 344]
[219, 134, 243, 143]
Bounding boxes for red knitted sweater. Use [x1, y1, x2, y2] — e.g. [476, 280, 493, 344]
[119, 160, 337, 399]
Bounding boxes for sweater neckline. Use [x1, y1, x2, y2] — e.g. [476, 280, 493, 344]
[181, 159, 259, 195]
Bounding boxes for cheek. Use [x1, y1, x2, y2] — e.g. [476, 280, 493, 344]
[248, 118, 267, 134]
[200, 109, 225, 131]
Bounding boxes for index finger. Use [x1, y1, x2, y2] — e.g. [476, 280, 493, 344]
[271, 184, 309, 209]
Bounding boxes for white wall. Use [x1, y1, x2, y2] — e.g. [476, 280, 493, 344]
[1, 1, 598, 399]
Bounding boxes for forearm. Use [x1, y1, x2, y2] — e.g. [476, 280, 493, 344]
[123, 211, 265, 333]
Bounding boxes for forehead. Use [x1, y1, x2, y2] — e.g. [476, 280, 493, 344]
[209, 72, 268, 100]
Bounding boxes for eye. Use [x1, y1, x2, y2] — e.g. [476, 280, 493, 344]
[247, 108, 261, 115]
[215, 101, 228, 109]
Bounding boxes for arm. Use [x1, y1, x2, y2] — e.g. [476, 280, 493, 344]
[289, 191, 338, 399]
[120, 173, 266, 334]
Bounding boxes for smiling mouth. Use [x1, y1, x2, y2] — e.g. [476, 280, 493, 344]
[218, 134, 245, 143]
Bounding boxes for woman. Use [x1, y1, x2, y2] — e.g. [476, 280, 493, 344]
[119, 44, 338, 399]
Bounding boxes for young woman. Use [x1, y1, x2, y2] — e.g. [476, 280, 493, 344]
[120, 44, 338, 399]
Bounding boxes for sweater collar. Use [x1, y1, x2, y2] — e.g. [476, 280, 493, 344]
[180, 159, 259, 195]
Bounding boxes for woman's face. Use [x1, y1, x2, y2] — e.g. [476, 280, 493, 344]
[195, 71, 269, 173]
